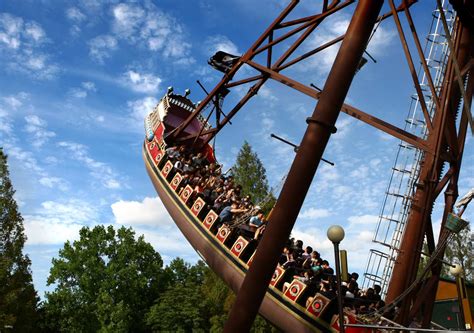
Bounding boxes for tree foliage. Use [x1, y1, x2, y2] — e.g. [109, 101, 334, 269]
[42, 225, 167, 332]
[146, 259, 208, 332]
[442, 224, 473, 281]
[0, 148, 39, 331]
[146, 258, 278, 332]
[232, 141, 276, 213]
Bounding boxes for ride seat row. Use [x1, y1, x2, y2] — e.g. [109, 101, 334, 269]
[148, 140, 333, 320]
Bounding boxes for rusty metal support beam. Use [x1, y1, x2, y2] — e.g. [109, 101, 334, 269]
[171, 0, 299, 140]
[278, 1, 417, 71]
[403, 5, 441, 113]
[223, 1, 384, 331]
[436, 0, 474, 134]
[200, 0, 338, 147]
[253, 0, 353, 56]
[247, 59, 432, 152]
[278, 35, 344, 71]
[389, 0, 434, 132]
[434, 167, 454, 197]
[418, 57, 474, 327]
[184, 55, 432, 153]
[245, 60, 322, 99]
[386, 11, 473, 325]
[340, 104, 431, 152]
[224, 74, 264, 88]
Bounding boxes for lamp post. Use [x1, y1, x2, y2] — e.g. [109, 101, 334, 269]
[450, 264, 466, 330]
[327, 225, 345, 333]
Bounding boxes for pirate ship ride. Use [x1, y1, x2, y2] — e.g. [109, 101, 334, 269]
[143, 0, 474, 331]
[143, 90, 338, 332]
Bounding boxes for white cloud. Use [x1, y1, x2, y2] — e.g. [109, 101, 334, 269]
[24, 115, 56, 148]
[39, 176, 69, 191]
[298, 207, 331, 219]
[128, 96, 158, 126]
[24, 199, 99, 245]
[257, 86, 278, 104]
[88, 34, 117, 63]
[66, 7, 86, 23]
[82, 81, 96, 91]
[347, 214, 378, 231]
[366, 25, 397, 57]
[0, 13, 57, 79]
[6, 146, 43, 174]
[356, 230, 373, 242]
[110, 3, 194, 64]
[68, 81, 97, 98]
[25, 219, 83, 245]
[24, 22, 45, 43]
[4, 145, 69, 192]
[0, 108, 13, 134]
[69, 88, 87, 98]
[2, 92, 28, 109]
[57, 141, 122, 189]
[204, 35, 240, 56]
[112, 3, 145, 39]
[41, 200, 99, 224]
[0, 13, 26, 49]
[122, 70, 162, 94]
[333, 117, 354, 141]
[112, 196, 173, 226]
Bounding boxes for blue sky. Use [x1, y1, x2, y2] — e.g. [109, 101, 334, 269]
[1, 0, 472, 298]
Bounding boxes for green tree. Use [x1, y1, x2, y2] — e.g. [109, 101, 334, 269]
[232, 141, 276, 213]
[146, 259, 209, 332]
[146, 259, 278, 332]
[201, 268, 278, 332]
[42, 225, 168, 332]
[0, 148, 39, 331]
[442, 224, 473, 281]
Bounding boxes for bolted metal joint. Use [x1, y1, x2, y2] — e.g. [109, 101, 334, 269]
[306, 117, 338, 133]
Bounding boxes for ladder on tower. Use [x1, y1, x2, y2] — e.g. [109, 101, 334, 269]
[362, 1, 456, 296]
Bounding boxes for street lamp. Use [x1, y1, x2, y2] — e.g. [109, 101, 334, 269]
[450, 264, 467, 330]
[327, 225, 345, 333]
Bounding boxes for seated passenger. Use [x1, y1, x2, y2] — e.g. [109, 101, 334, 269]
[320, 260, 334, 281]
[218, 202, 248, 225]
[349, 272, 360, 291]
[212, 196, 226, 213]
[345, 280, 358, 298]
[249, 210, 265, 228]
[302, 246, 313, 260]
[194, 180, 206, 196]
[192, 152, 206, 168]
[373, 284, 382, 302]
[166, 146, 179, 160]
[294, 240, 304, 259]
[173, 158, 184, 173]
[294, 270, 313, 284]
[282, 248, 296, 270]
[182, 159, 194, 173]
